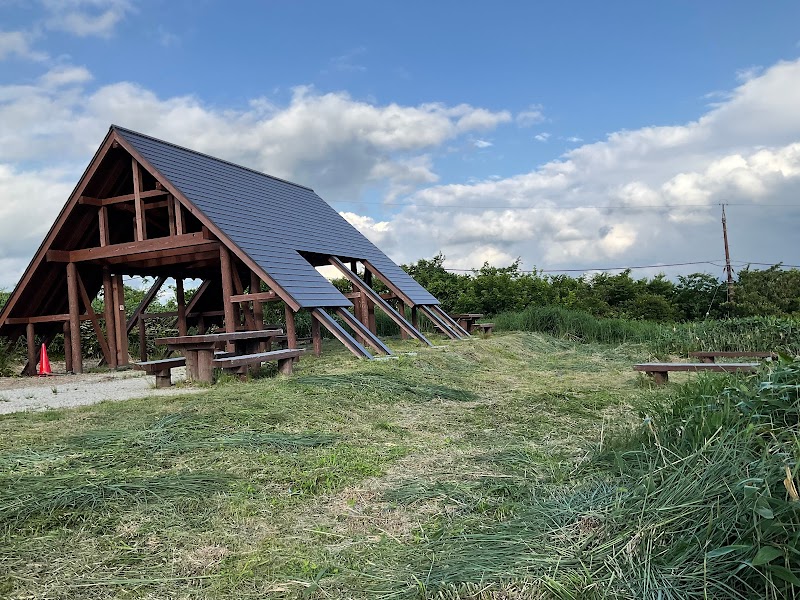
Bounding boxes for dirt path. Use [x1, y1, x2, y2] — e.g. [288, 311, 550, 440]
[0, 365, 197, 414]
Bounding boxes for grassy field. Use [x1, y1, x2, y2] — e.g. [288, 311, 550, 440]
[0, 332, 796, 598]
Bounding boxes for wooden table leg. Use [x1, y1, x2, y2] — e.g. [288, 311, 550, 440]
[651, 371, 668, 385]
[196, 349, 214, 383]
[184, 350, 198, 382]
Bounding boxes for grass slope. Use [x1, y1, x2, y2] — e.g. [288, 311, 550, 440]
[0, 333, 795, 598]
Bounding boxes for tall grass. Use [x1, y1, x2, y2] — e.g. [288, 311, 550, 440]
[379, 360, 800, 598]
[495, 305, 800, 355]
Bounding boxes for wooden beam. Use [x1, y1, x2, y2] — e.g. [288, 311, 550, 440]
[229, 291, 278, 303]
[6, 314, 94, 325]
[311, 312, 322, 356]
[251, 271, 265, 329]
[98, 205, 110, 246]
[361, 260, 414, 307]
[76, 271, 112, 365]
[231, 266, 255, 330]
[335, 308, 392, 355]
[132, 158, 146, 241]
[399, 300, 408, 339]
[220, 246, 237, 347]
[329, 257, 432, 346]
[176, 278, 187, 336]
[46, 233, 210, 263]
[311, 308, 372, 359]
[167, 195, 177, 236]
[66, 262, 82, 374]
[26, 323, 36, 376]
[112, 274, 129, 366]
[79, 189, 168, 207]
[138, 315, 147, 362]
[63, 321, 73, 373]
[174, 195, 185, 235]
[284, 304, 297, 350]
[418, 305, 461, 340]
[103, 267, 118, 369]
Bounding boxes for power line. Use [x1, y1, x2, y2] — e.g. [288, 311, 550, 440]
[333, 200, 800, 211]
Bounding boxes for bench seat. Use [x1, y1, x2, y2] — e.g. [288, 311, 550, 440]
[133, 357, 187, 388]
[688, 351, 776, 363]
[212, 348, 305, 376]
[475, 323, 494, 334]
[633, 362, 759, 384]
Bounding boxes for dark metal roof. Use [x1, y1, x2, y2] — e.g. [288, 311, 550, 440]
[114, 125, 439, 308]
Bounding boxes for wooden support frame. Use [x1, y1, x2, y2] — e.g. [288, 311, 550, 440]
[132, 158, 146, 241]
[311, 312, 322, 356]
[26, 323, 36, 376]
[75, 270, 112, 365]
[111, 273, 129, 366]
[220, 246, 237, 350]
[431, 305, 471, 337]
[66, 262, 83, 373]
[311, 308, 372, 359]
[176, 278, 187, 336]
[125, 275, 167, 335]
[329, 257, 432, 346]
[47, 233, 211, 263]
[335, 308, 392, 355]
[418, 305, 462, 340]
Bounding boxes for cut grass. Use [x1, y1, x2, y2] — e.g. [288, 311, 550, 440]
[0, 332, 741, 598]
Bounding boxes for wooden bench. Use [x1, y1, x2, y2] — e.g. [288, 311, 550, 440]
[475, 323, 494, 334]
[212, 348, 305, 377]
[133, 357, 187, 388]
[633, 362, 759, 385]
[688, 351, 776, 363]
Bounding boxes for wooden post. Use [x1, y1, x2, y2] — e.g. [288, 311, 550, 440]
[63, 321, 73, 373]
[284, 304, 297, 350]
[26, 323, 36, 376]
[167, 195, 177, 236]
[250, 271, 264, 329]
[411, 306, 419, 331]
[66, 262, 83, 374]
[112, 274, 129, 365]
[132, 158, 146, 241]
[220, 246, 237, 351]
[399, 300, 409, 339]
[102, 267, 118, 368]
[98, 205, 110, 246]
[175, 196, 185, 235]
[176, 278, 187, 336]
[311, 312, 322, 356]
[138, 315, 147, 362]
[363, 269, 376, 334]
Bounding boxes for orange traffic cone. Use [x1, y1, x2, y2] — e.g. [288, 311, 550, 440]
[38, 343, 52, 376]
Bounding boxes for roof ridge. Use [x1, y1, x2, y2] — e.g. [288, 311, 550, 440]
[110, 124, 314, 192]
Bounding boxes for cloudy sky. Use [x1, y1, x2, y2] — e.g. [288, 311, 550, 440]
[1, 1, 800, 290]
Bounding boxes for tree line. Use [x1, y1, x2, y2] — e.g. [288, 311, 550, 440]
[401, 254, 800, 322]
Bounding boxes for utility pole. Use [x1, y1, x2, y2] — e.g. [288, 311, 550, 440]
[721, 204, 735, 306]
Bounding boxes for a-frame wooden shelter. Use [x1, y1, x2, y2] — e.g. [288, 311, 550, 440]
[0, 125, 468, 374]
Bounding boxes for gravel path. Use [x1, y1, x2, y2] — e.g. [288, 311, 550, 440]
[0, 366, 199, 414]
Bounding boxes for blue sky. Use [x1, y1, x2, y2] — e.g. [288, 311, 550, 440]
[1, 1, 800, 287]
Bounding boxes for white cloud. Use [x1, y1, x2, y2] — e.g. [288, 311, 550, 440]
[42, 0, 133, 38]
[0, 30, 47, 61]
[534, 132, 551, 142]
[516, 104, 545, 127]
[735, 65, 763, 82]
[473, 139, 492, 148]
[565, 136, 583, 143]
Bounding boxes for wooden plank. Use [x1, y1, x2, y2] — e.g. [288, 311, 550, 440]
[311, 308, 372, 359]
[66, 263, 82, 374]
[46, 233, 209, 263]
[633, 363, 759, 373]
[76, 270, 112, 365]
[229, 291, 278, 303]
[361, 260, 414, 307]
[132, 158, 146, 241]
[335, 307, 392, 355]
[79, 189, 167, 206]
[138, 315, 147, 362]
[63, 321, 73, 373]
[167, 195, 177, 236]
[398, 300, 408, 340]
[232, 266, 255, 330]
[174, 195, 185, 235]
[329, 257, 432, 346]
[211, 348, 304, 369]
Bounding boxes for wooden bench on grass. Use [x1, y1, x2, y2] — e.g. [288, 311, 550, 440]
[688, 351, 776, 363]
[474, 323, 494, 334]
[212, 348, 305, 378]
[633, 362, 759, 385]
[133, 356, 186, 388]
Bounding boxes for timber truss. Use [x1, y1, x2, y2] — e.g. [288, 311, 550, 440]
[0, 128, 468, 374]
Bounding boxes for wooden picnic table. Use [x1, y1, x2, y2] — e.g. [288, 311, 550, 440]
[452, 313, 484, 333]
[155, 329, 284, 382]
